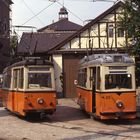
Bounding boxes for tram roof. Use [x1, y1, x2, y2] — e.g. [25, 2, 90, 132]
[4, 59, 53, 72]
[79, 53, 135, 67]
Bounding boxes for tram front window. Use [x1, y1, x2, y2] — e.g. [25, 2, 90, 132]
[105, 74, 132, 89]
[28, 73, 52, 89]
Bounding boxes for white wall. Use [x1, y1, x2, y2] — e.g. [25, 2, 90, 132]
[53, 54, 63, 93]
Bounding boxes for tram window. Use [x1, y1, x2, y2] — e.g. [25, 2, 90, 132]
[3, 71, 11, 88]
[105, 74, 132, 89]
[28, 73, 52, 89]
[77, 69, 87, 88]
[18, 68, 24, 89]
[96, 67, 100, 90]
[13, 70, 18, 88]
[90, 67, 96, 90]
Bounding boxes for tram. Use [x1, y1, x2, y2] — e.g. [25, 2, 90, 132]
[1, 58, 57, 117]
[76, 53, 136, 120]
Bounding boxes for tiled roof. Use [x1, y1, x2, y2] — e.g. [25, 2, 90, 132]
[47, 1, 124, 53]
[38, 18, 82, 32]
[17, 32, 73, 55]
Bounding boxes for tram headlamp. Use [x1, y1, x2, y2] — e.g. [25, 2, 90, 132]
[116, 101, 124, 108]
[37, 98, 44, 104]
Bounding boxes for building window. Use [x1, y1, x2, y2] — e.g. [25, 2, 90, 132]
[117, 27, 124, 37]
[108, 24, 114, 37]
[128, 30, 132, 38]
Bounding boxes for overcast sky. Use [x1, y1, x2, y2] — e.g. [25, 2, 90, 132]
[11, 0, 118, 33]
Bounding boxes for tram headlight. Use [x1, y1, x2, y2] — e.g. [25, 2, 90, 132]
[116, 101, 124, 108]
[37, 98, 44, 104]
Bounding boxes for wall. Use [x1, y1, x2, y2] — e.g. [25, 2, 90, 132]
[61, 6, 128, 51]
[53, 54, 63, 97]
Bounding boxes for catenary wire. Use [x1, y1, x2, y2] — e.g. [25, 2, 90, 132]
[21, 1, 56, 26]
[22, 0, 45, 26]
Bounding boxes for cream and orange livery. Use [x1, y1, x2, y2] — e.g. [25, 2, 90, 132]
[76, 53, 136, 120]
[1, 58, 57, 117]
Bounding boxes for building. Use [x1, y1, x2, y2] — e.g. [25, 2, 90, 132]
[17, 1, 132, 98]
[0, 0, 13, 73]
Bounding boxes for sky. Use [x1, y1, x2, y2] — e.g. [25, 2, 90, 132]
[11, 0, 118, 34]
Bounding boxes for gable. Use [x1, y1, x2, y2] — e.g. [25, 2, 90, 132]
[48, 1, 125, 53]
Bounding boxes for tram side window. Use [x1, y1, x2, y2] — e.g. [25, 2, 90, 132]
[96, 67, 100, 90]
[13, 69, 18, 88]
[3, 70, 11, 88]
[18, 68, 24, 89]
[78, 69, 87, 88]
[13, 68, 24, 89]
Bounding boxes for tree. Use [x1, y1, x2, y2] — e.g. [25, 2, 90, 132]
[120, 0, 140, 86]
[121, 0, 140, 56]
[10, 35, 18, 57]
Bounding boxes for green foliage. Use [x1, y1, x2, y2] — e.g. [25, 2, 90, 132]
[10, 35, 18, 57]
[120, 0, 140, 86]
[121, 0, 140, 57]
[10, 35, 18, 49]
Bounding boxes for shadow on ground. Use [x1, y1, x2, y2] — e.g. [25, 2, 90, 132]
[26, 104, 89, 123]
[0, 108, 10, 117]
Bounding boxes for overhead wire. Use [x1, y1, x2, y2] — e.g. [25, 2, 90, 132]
[22, 0, 45, 26]
[21, 1, 56, 26]
[14, 0, 119, 55]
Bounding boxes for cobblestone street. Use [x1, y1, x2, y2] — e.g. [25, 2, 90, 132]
[0, 98, 140, 140]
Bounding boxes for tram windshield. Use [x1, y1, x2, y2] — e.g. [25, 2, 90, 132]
[105, 74, 132, 90]
[28, 73, 52, 89]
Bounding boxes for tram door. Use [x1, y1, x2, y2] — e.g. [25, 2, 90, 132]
[91, 67, 96, 113]
[12, 68, 24, 111]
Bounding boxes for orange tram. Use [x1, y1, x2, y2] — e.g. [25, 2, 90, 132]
[1, 58, 57, 117]
[76, 53, 136, 120]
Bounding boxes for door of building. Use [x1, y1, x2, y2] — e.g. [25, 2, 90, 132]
[63, 55, 83, 98]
